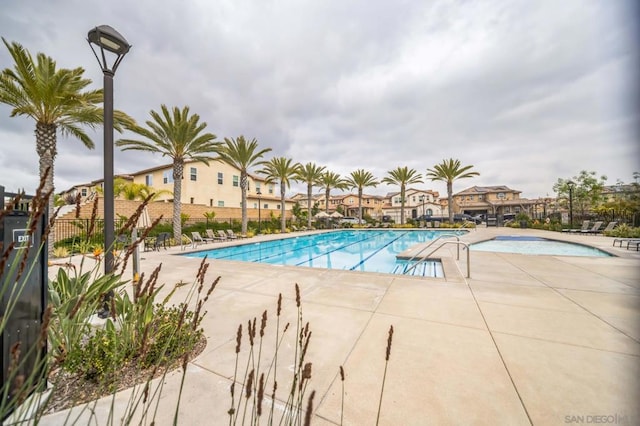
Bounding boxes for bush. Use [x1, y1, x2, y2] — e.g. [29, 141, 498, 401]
[606, 223, 640, 238]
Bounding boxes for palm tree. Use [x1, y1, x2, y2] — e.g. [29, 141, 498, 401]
[258, 157, 300, 233]
[426, 158, 479, 222]
[108, 178, 172, 201]
[294, 162, 326, 229]
[381, 166, 423, 225]
[318, 171, 349, 214]
[0, 38, 133, 252]
[216, 136, 272, 234]
[345, 169, 379, 224]
[116, 105, 218, 241]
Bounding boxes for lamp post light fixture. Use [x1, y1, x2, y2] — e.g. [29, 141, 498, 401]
[567, 180, 575, 229]
[87, 25, 131, 276]
[256, 189, 262, 234]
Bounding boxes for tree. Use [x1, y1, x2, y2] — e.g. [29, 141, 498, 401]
[116, 105, 218, 241]
[110, 178, 172, 201]
[0, 38, 134, 252]
[216, 136, 272, 234]
[345, 169, 379, 224]
[258, 157, 300, 232]
[294, 162, 326, 229]
[426, 159, 479, 223]
[318, 171, 348, 214]
[381, 166, 423, 225]
[553, 170, 607, 220]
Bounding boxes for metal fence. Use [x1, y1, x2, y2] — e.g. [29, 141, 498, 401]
[53, 217, 298, 247]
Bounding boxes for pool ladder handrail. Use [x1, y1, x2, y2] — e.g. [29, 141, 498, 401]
[403, 234, 471, 278]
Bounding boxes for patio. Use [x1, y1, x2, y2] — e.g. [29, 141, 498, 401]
[40, 227, 640, 425]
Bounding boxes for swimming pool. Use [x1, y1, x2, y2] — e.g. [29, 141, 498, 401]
[470, 236, 612, 257]
[184, 229, 467, 277]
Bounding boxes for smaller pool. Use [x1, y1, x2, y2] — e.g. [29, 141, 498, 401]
[470, 236, 612, 257]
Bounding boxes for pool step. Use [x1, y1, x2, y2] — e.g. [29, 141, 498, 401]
[392, 261, 444, 278]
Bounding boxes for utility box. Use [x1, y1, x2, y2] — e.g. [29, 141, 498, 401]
[0, 185, 48, 411]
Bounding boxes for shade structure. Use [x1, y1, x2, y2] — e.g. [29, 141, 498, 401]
[136, 206, 151, 229]
[314, 211, 330, 219]
[330, 211, 343, 218]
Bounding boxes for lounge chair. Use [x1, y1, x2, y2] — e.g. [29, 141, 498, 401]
[216, 230, 229, 241]
[581, 221, 603, 235]
[563, 220, 590, 233]
[227, 229, 247, 239]
[191, 231, 215, 244]
[206, 229, 225, 242]
[596, 221, 617, 235]
[613, 238, 640, 249]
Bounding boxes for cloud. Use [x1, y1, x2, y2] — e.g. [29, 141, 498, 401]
[0, 0, 637, 201]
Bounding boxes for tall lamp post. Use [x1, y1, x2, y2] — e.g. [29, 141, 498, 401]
[256, 189, 262, 234]
[87, 25, 131, 275]
[567, 180, 575, 229]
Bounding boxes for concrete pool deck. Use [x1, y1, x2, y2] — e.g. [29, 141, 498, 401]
[40, 226, 640, 425]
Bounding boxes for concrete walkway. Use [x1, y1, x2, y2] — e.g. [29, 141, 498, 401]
[39, 227, 640, 425]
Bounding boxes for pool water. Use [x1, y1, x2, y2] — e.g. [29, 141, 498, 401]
[184, 229, 466, 276]
[470, 236, 612, 257]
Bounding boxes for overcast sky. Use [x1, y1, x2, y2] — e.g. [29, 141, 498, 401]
[1, 0, 638, 200]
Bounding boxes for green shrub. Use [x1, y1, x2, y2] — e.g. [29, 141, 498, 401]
[607, 223, 640, 238]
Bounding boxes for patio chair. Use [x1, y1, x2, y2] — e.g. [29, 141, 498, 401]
[153, 232, 171, 251]
[595, 221, 617, 235]
[216, 230, 229, 241]
[206, 229, 225, 242]
[581, 221, 603, 235]
[227, 229, 247, 239]
[191, 231, 215, 244]
[115, 233, 130, 249]
[563, 220, 590, 233]
[613, 238, 640, 248]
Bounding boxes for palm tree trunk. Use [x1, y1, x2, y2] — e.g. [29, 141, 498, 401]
[280, 181, 286, 232]
[400, 185, 405, 225]
[358, 188, 363, 224]
[173, 160, 184, 242]
[447, 181, 454, 223]
[325, 188, 330, 213]
[36, 122, 57, 255]
[307, 183, 312, 229]
[241, 172, 248, 234]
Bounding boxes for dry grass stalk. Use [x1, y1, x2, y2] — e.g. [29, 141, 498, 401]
[376, 324, 395, 426]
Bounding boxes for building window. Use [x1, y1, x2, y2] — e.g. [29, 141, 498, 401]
[209, 199, 213, 207]
[190, 197, 194, 204]
[190, 167, 197, 181]
[163, 171, 174, 184]
[217, 172, 223, 185]
[276, 204, 280, 210]
[264, 204, 269, 209]
[268, 185, 274, 194]
[253, 202, 258, 209]
[218, 200, 225, 207]
[145, 174, 153, 186]
[478, 194, 484, 200]
[233, 175, 239, 187]
[255, 183, 261, 193]
[497, 192, 505, 199]
[426, 208, 433, 216]
[81, 188, 87, 197]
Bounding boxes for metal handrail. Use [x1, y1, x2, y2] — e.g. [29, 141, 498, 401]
[403, 233, 462, 266]
[404, 240, 471, 278]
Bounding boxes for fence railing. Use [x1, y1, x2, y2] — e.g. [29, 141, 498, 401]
[53, 217, 300, 247]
